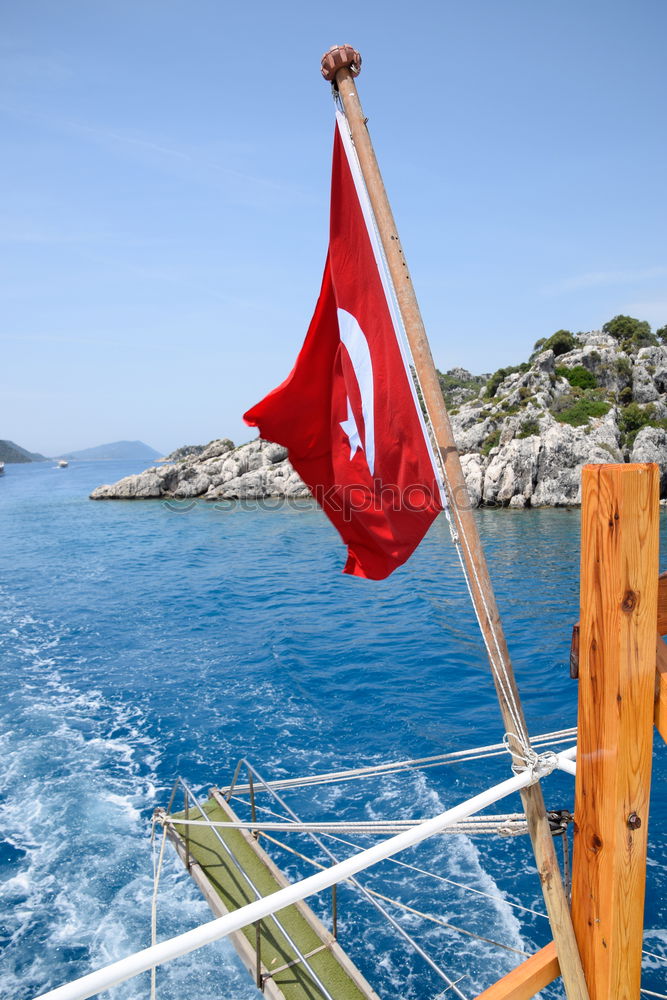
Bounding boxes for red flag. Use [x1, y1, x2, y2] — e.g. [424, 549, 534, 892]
[244, 112, 443, 580]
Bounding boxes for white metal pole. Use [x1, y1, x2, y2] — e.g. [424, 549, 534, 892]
[555, 745, 577, 777]
[33, 768, 536, 1000]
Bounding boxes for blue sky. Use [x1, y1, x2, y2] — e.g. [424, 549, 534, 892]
[2, 0, 666, 456]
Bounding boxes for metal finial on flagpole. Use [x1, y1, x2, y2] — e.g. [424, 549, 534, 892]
[321, 45, 361, 83]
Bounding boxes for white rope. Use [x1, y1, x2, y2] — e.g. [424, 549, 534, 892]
[335, 106, 531, 759]
[162, 814, 529, 837]
[222, 729, 577, 796]
[238, 800, 547, 920]
[449, 517, 528, 749]
[641, 990, 667, 999]
[502, 735, 560, 780]
[150, 820, 167, 1000]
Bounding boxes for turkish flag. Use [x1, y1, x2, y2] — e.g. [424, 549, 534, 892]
[244, 112, 443, 579]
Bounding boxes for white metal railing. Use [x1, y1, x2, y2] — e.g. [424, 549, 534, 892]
[32, 749, 577, 1000]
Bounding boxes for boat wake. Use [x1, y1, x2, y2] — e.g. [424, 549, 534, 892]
[0, 592, 257, 1000]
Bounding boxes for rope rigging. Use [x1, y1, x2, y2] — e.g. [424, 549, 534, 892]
[226, 792, 667, 978]
[162, 813, 530, 837]
[260, 831, 531, 959]
[221, 727, 577, 798]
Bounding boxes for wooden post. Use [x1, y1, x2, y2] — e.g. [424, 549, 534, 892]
[321, 45, 589, 1000]
[572, 463, 658, 999]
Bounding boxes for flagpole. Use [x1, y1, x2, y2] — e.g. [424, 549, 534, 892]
[321, 45, 589, 1000]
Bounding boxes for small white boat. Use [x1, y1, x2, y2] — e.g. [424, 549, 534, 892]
[0, 461, 4, 474]
[58, 459, 68, 468]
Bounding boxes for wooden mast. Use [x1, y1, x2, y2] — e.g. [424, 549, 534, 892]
[320, 45, 589, 1000]
[572, 463, 659, 999]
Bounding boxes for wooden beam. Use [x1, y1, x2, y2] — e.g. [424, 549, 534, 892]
[655, 634, 667, 744]
[473, 942, 559, 1000]
[572, 463, 659, 1000]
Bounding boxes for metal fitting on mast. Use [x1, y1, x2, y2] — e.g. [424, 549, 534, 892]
[320, 44, 362, 84]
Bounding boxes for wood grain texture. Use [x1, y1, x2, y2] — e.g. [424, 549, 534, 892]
[472, 942, 559, 1000]
[655, 635, 667, 744]
[572, 463, 659, 1000]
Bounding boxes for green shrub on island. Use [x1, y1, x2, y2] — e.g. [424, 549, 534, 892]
[555, 365, 598, 390]
[551, 390, 610, 427]
[533, 330, 578, 358]
[517, 419, 541, 438]
[437, 368, 486, 406]
[481, 429, 501, 454]
[614, 356, 632, 380]
[617, 401, 667, 448]
[602, 315, 657, 353]
[484, 364, 529, 399]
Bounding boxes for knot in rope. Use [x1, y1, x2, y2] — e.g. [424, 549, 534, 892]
[503, 733, 559, 784]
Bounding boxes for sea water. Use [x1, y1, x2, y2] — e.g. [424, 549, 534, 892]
[1, 461, 665, 999]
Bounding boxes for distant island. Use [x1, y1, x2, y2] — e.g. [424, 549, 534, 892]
[91, 315, 667, 508]
[0, 440, 47, 463]
[59, 440, 162, 462]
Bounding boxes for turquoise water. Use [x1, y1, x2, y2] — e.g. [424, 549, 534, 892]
[1, 461, 665, 998]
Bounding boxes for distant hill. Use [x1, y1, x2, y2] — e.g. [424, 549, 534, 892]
[60, 440, 162, 462]
[0, 440, 47, 463]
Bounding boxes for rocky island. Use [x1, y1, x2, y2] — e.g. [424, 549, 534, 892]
[91, 315, 667, 507]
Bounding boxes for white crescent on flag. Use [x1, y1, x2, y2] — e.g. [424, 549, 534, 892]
[337, 308, 375, 475]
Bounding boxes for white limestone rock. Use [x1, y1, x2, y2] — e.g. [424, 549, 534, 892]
[530, 421, 620, 507]
[460, 453, 484, 507]
[90, 470, 165, 499]
[483, 436, 541, 506]
[631, 426, 667, 494]
[90, 437, 304, 501]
